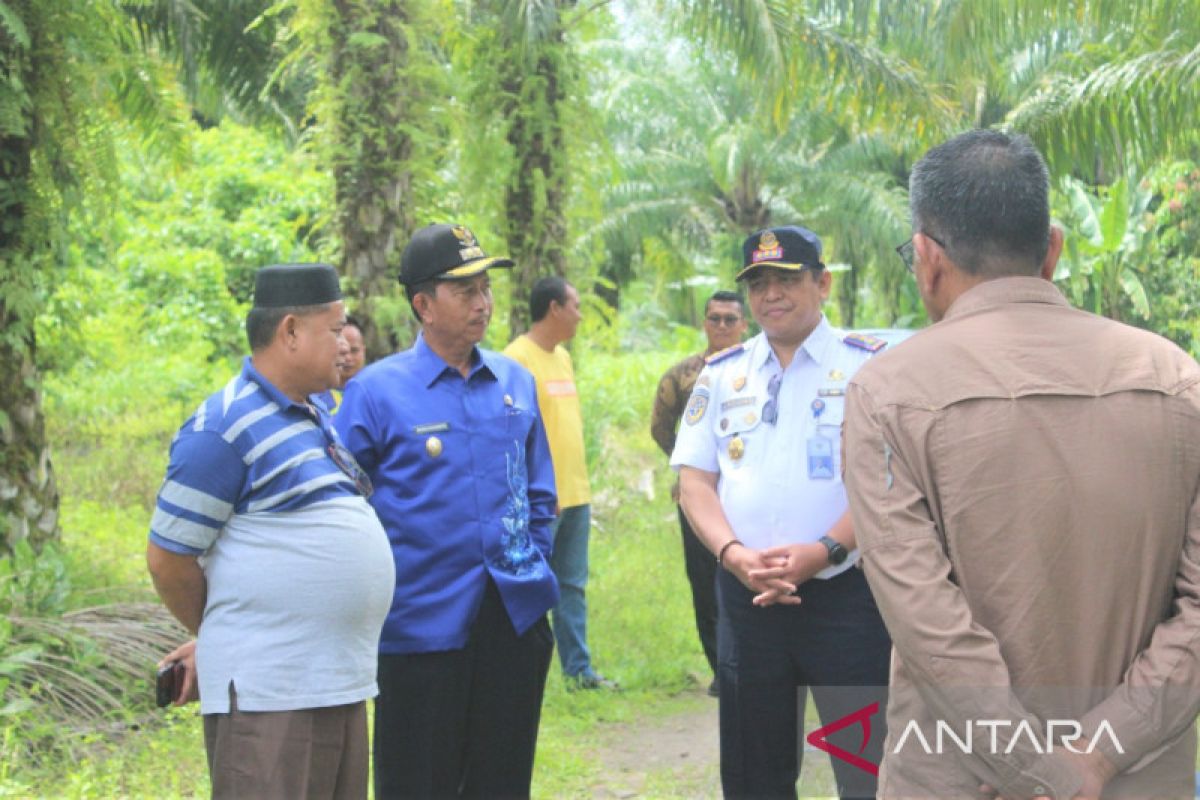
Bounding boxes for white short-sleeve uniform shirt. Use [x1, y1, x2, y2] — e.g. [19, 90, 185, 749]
[670, 317, 880, 579]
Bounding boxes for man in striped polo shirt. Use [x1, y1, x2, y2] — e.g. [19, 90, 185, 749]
[147, 263, 394, 800]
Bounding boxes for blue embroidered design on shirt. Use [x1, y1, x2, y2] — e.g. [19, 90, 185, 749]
[497, 439, 541, 575]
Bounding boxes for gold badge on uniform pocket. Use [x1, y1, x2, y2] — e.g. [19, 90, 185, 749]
[426, 436, 443, 458]
[728, 435, 745, 461]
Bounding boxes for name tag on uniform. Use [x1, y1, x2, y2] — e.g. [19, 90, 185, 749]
[720, 396, 756, 412]
[414, 422, 451, 434]
[807, 434, 835, 480]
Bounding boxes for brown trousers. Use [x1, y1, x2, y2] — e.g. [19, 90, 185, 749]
[203, 686, 369, 800]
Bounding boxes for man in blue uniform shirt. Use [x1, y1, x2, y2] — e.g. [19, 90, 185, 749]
[335, 223, 558, 799]
[672, 226, 892, 799]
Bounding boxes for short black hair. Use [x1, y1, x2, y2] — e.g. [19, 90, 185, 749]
[910, 129, 1050, 276]
[705, 290, 745, 315]
[405, 280, 442, 322]
[530, 276, 571, 322]
[245, 303, 332, 352]
[344, 315, 363, 332]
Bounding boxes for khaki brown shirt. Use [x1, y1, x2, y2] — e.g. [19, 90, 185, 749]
[845, 277, 1200, 799]
[652, 353, 706, 501]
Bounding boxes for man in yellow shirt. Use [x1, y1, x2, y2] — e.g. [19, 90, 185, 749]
[505, 277, 614, 690]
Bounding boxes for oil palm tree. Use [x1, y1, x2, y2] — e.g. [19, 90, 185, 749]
[1, 0, 190, 554]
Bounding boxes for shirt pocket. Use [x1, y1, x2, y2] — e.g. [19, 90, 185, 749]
[817, 397, 845, 429]
[476, 404, 537, 452]
[715, 408, 764, 471]
[812, 397, 845, 478]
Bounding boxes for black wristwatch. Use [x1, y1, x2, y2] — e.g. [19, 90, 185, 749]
[819, 535, 849, 566]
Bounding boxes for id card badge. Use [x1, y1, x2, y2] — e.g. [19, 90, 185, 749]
[807, 434, 835, 480]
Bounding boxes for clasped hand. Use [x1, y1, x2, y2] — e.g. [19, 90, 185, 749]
[727, 543, 829, 607]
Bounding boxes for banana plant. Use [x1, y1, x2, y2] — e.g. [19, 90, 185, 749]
[1055, 176, 1154, 322]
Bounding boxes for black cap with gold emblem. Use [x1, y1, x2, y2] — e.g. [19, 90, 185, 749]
[736, 225, 825, 281]
[399, 223, 515, 287]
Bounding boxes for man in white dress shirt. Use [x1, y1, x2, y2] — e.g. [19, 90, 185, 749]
[671, 226, 892, 800]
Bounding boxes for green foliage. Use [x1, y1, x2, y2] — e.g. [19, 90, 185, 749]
[121, 0, 313, 138]
[1100, 160, 1200, 355]
[0, 541, 184, 772]
[37, 121, 329, 509]
[1056, 175, 1155, 322]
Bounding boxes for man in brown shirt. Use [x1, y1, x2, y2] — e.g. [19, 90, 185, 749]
[845, 129, 1200, 798]
[651, 290, 747, 695]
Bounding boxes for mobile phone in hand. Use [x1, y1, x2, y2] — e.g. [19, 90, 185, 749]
[155, 660, 183, 708]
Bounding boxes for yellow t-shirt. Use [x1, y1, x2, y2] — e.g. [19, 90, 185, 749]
[503, 335, 591, 507]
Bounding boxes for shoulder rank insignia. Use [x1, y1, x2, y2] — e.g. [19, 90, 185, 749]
[843, 333, 887, 353]
[705, 343, 745, 366]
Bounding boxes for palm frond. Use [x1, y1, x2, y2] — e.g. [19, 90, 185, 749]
[1006, 38, 1200, 178]
[2, 602, 186, 765]
[672, 0, 958, 137]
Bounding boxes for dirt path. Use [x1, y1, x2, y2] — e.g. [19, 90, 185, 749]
[588, 689, 721, 799]
[585, 687, 840, 799]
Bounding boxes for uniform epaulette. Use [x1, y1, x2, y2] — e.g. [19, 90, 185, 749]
[843, 332, 887, 353]
[704, 343, 745, 365]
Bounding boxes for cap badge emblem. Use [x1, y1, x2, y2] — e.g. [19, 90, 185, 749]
[752, 230, 783, 263]
[452, 225, 484, 260]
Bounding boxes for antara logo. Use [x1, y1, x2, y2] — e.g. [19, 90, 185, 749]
[892, 718, 1124, 756]
[805, 702, 880, 776]
[805, 703, 1124, 777]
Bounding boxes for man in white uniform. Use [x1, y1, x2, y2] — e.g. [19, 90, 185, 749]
[671, 226, 891, 799]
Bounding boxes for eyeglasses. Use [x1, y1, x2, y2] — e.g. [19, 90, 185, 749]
[705, 314, 742, 327]
[762, 373, 782, 425]
[895, 233, 946, 273]
[328, 442, 374, 499]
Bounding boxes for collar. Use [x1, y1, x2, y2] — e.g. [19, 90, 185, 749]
[943, 276, 1069, 322]
[752, 315, 834, 373]
[241, 357, 308, 411]
[413, 331, 496, 388]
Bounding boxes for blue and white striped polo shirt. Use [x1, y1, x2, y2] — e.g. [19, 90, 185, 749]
[148, 357, 394, 715]
[150, 357, 364, 554]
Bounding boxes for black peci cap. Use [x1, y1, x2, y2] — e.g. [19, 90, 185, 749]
[399, 223, 514, 287]
[736, 226, 825, 281]
[253, 263, 342, 308]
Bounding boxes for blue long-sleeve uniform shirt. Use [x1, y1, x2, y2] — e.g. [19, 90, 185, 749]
[334, 333, 559, 654]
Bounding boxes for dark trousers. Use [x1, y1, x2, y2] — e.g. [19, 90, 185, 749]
[717, 566, 891, 800]
[204, 687, 368, 800]
[373, 580, 554, 800]
[678, 505, 719, 675]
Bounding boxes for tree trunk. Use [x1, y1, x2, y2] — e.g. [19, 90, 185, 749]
[499, 13, 569, 339]
[328, 0, 416, 360]
[0, 14, 60, 555]
[0, 327, 60, 556]
[836, 260, 858, 328]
